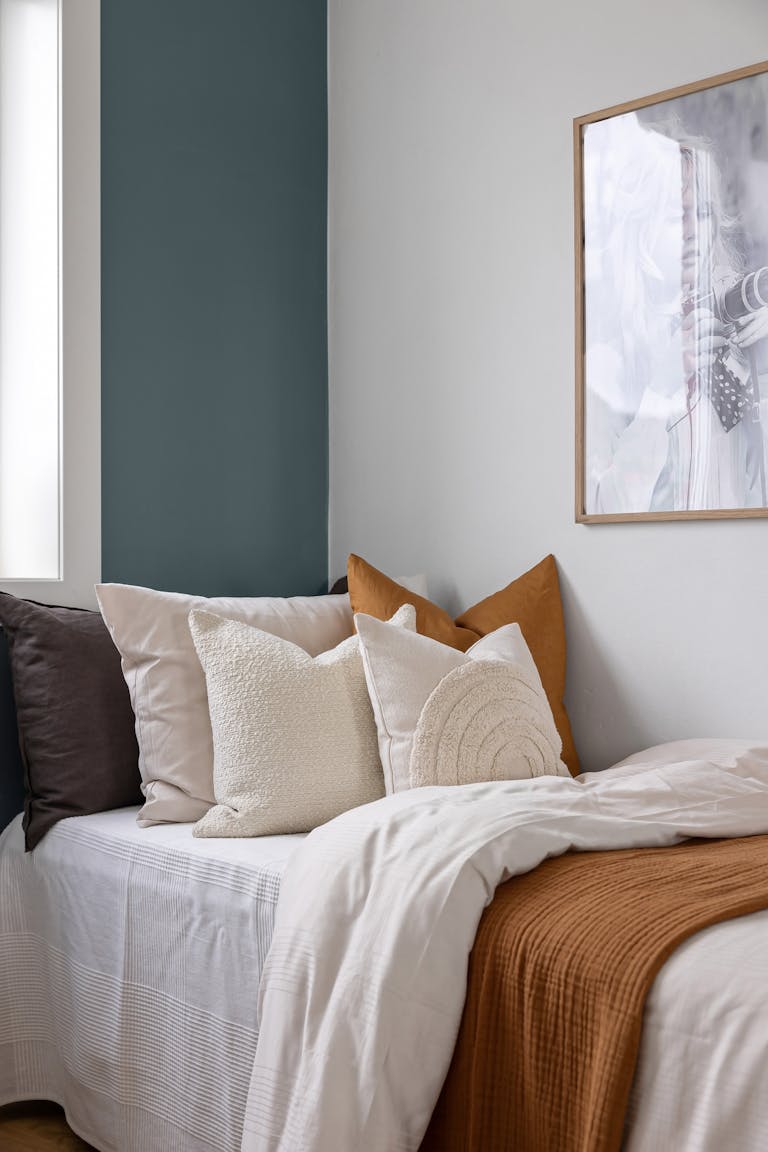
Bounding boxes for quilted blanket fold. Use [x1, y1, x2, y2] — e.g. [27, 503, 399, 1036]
[422, 833, 768, 1152]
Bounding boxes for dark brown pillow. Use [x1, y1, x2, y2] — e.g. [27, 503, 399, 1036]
[0, 629, 25, 834]
[0, 593, 141, 850]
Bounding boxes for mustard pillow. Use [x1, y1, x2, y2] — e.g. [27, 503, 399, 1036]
[347, 553, 579, 776]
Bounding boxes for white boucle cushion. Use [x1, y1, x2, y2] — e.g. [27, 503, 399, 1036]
[97, 579, 427, 827]
[94, 589, 352, 824]
[97, 584, 357, 826]
[355, 613, 569, 793]
[189, 604, 417, 838]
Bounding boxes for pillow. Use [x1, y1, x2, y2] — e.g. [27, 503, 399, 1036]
[606, 739, 768, 775]
[189, 604, 417, 837]
[0, 593, 141, 850]
[355, 611, 568, 793]
[0, 628, 25, 835]
[329, 573, 428, 598]
[347, 553, 579, 776]
[97, 584, 361, 826]
[97, 579, 426, 827]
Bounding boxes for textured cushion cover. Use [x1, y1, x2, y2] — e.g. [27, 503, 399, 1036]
[96, 584, 361, 826]
[348, 553, 579, 776]
[0, 592, 141, 850]
[190, 604, 416, 838]
[356, 612, 567, 793]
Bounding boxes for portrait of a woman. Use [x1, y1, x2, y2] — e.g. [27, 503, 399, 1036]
[581, 69, 768, 516]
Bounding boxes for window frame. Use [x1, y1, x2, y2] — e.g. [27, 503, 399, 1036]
[0, 0, 100, 609]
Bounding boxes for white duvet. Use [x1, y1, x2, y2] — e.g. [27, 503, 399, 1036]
[242, 749, 768, 1152]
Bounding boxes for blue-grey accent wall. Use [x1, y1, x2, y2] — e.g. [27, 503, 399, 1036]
[101, 0, 328, 597]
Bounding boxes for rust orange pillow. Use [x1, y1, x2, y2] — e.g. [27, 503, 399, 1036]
[347, 553, 579, 776]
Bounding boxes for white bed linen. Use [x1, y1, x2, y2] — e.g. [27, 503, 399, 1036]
[0, 808, 302, 1152]
[626, 910, 768, 1151]
[2, 769, 768, 1152]
[243, 756, 768, 1152]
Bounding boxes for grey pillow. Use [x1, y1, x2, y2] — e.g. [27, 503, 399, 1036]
[0, 593, 141, 850]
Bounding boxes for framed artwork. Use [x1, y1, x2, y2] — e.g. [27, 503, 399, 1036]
[575, 60, 768, 522]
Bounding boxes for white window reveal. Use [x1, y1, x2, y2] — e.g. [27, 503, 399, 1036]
[0, 0, 60, 579]
[0, 0, 100, 606]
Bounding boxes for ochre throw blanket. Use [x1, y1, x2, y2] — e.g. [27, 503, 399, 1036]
[422, 834, 768, 1152]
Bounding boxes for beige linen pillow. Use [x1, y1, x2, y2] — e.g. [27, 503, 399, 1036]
[96, 584, 356, 825]
[189, 604, 416, 838]
[355, 612, 568, 794]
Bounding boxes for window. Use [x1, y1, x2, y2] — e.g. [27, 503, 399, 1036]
[0, 0, 60, 580]
[0, 0, 99, 606]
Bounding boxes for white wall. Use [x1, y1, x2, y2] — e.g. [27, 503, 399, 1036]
[329, 0, 768, 770]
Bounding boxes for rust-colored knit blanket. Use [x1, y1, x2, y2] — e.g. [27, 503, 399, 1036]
[422, 834, 768, 1152]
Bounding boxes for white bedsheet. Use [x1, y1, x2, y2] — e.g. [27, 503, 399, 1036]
[0, 808, 302, 1152]
[243, 756, 768, 1152]
[626, 910, 768, 1151]
[2, 770, 768, 1152]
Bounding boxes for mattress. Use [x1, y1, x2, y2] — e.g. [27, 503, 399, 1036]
[0, 809, 303, 1152]
[2, 806, 768, 1151]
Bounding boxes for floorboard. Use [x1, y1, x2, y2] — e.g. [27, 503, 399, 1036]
[0, 1102, 96, 1151]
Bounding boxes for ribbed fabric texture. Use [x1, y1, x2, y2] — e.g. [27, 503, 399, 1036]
[422, 834, 768, 1152]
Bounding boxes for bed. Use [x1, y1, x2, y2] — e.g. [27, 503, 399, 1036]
[2, 580, 768, 1150]
[0, 808, 298, 1152]
[2, 773, 768, 1152]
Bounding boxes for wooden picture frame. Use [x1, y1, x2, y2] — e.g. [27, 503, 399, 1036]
[575, 60, 768, 522]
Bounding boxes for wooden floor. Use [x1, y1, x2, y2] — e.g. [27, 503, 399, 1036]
[0, 1102, 96, 1151]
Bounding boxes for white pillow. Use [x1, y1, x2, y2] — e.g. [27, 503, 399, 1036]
[96, 585, 349, 825]
[189, 604, 417, 838]
[606, 739, 768, 774]
[96, 579, 426, 826]
[385, 573, 428, 599]
[355, 612, 568, 793]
